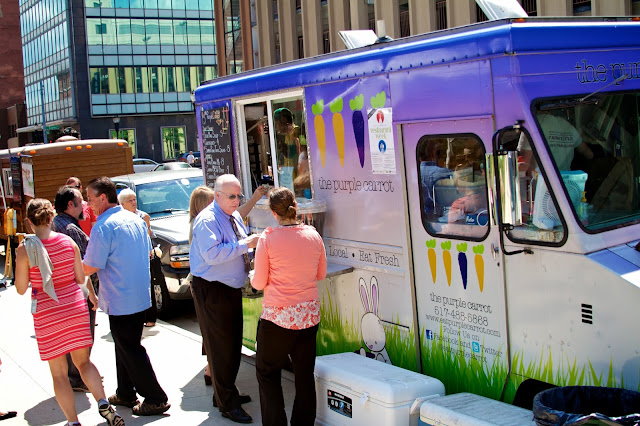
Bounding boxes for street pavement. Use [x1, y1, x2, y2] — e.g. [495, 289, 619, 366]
[0, 282, 296, 425]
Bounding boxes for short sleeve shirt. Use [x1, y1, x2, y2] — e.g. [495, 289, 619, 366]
[84, 205, 152, 315]
[538, 114, 582, 171]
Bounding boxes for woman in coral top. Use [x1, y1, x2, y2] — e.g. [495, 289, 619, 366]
[251, 187, 327, 426]
[14, 199, 123, 426]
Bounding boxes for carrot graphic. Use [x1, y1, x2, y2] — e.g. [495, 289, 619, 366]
[473, 245, 485, 292]
[456, 242, 468, 290]
[330, 97, 345, 167]
[441, 241, 452, 286]
[349, 94, 365, 167]
[426, 239, 437, 284]
[312, 100, 326, 167]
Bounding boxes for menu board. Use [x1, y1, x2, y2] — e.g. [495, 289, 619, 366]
[201, 104, 234, 188]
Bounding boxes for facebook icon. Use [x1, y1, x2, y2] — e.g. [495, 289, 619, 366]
[425, 330, 434, 340]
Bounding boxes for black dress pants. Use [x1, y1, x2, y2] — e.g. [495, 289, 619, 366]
[191, 276, 243, 412]
[67, 297, 96, 387]
[256, 319, 319, 426]
[109, 311, 168, 404]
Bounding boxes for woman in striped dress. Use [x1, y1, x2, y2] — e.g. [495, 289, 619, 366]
[15, 199, 123, 426]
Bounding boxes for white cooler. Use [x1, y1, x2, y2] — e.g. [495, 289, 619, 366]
[314, 353, 445, 425]
[419, 393, 536, 425]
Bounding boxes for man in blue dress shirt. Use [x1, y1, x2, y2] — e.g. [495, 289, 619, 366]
[190, 174, 260, 424]
[83, 177, 170, 417]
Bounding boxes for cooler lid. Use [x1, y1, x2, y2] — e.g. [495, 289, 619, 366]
[315, 353, 445, 405]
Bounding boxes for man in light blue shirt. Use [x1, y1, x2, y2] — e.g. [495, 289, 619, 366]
[83, 177, 170, 417]
[190, 174, 260, 424]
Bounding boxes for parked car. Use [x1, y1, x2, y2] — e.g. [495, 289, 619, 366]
[152, 161, 192, 171]
[133, 158, 159, 173]
[176, 151, 201, 167]
[112, 168, 203, 317]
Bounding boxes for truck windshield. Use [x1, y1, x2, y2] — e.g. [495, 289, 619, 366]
[523, 92, 640, 232]
[136, 176, 203, 217]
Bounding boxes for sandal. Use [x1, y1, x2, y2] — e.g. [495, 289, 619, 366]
[144, 322, 155, 327]
[99, 404, 125, 426]
[132, 401, 170, 416]
[108, 394, 139, 408]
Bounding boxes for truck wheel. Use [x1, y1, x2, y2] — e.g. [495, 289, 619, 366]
[153, 280, 172, 319]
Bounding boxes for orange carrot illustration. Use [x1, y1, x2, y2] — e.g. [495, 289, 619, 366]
[312, 100, 326, 166]
[330, 97, 345, 167]
[473, 244, 485, 292]
[426, 239, 436, 284]
[441, 241, 452, 286]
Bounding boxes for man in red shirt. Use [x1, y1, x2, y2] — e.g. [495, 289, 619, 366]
[66, 177, 96, 235]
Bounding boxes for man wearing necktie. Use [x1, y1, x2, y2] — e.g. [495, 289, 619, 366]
[189, 174, 261, 424]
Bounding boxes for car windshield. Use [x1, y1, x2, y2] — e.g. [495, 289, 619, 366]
[135, 176, 203, 217]
[520, 91, 640, 232]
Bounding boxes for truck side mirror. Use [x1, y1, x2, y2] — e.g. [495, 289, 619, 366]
[491, 128, 523, 227]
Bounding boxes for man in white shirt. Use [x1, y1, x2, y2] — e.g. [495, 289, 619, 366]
[186, 151, 195, 166]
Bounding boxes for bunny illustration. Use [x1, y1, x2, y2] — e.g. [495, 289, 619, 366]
[358, 276, 391, 364]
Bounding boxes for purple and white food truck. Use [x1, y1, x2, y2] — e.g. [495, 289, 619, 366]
[194, 17, 640, 407]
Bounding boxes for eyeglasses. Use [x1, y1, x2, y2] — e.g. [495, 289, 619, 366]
[218, 191, 244, 201]
[70, 184, 81, 189]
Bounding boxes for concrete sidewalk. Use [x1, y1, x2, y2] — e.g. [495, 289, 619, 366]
[0, 282, 295, 425]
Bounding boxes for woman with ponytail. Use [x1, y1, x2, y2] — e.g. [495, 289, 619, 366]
[250, 187, 326, 425]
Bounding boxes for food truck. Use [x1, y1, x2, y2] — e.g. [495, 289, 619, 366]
[193, 18, 640, 407]
[0, 139, 133, 242]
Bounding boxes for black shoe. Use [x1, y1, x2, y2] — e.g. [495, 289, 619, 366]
[221, 407, 252, 424]
[212, 394, 251, 408]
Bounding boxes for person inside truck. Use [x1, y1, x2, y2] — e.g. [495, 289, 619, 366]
[274, 107, 302, 192]
[418, 139, 453, 215]
[518, 110, 594, 172]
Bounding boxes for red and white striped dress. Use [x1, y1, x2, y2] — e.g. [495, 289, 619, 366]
[29, 233, 92, 361]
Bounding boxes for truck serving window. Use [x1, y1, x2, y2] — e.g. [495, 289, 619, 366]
[417, 135, 489, 239]
[241, 95, 311, 198]
[521, 93, 640, 233]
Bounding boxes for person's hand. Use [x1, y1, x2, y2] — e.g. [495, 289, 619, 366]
[244, 233, 261, 249]
[88, 291, 98, 311]
[252, 185, 268, 200]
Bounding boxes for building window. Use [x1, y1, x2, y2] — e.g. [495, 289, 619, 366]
[400, 4, 410, 37]
[322, 29, 330, 54]
[521, 0, 537, 16]
[297, 35, 304, 59]
[162, 126, 186, 161]
[476, 5, 488, 22]
[109, 128, 136, 156]
[573, 0, 591, 14]
[436, 0, 447, 30]
[96, 23, 107, 34]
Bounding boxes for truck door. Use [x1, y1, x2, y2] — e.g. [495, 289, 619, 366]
[402, 118, 510, 399]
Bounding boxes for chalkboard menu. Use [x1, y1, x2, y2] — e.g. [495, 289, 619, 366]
[10, 156, 21, 202]
[201, 104, 234, 188]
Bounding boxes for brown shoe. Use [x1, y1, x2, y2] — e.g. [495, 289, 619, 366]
[108, 394, 139, 408]
[132, 401, 170, 416]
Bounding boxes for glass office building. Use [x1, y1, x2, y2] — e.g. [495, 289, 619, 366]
[18, 0, 235, 161]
